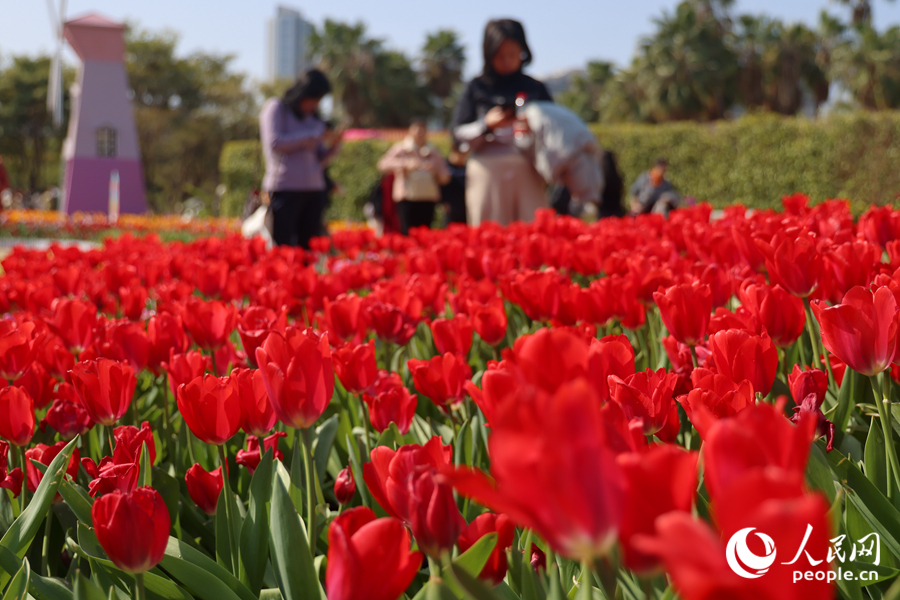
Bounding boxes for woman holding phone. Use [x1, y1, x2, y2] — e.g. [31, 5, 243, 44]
[451, 19, 552, 226]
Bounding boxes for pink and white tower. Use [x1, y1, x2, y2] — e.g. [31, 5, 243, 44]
[61, 14, 146, 214]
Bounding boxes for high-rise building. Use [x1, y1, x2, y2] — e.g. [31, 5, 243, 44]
[267, 6, 312, 82]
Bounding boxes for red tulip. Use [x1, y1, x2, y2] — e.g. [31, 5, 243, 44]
[118, 284, 147, 321]
[408, 353, 471, 408]
[653, 282, 712, 346]
[25, 441, 79, 495]
[529, 544, 547, 572]
[49, 298, 97, 353]
[824, 240, 879, 303]
[678, 368, 755, 438]
[737, 283, 806, 348]
[333, 341, 378, 394]
[366, 301, 418, 346]
[235, 431, 287, 474]
[458, 513, 516, 585]
[811, 286, 900, 376]
[91, 487, 171, 574]
[325, 507, 423, 600]
[237, 306, 287, 368]
[230, 368, 276, 437]
[502, 269, 562, 322]
[0, 441, 23, 498]
[0, 385, 35, 447]
[68, 358, 136, 427]
[185, 463, 223, 515]
[471, 298, 508, 346]
[0, 319, 36, 381]
[113, 422, 157, 465]
[322, 294, 363, 342]
[788, 365, 828, 407]
[617, 445, 698, 573]
[447, 379, 625, 561]
[431, 315, 474, 357]
[17, 361, 54, 410]
[255, 327, 334, 430]
[755, 230, 823, 298]
[708, 329, 779, 397]
[182, 297, 238, 351]
[363, 437, 453, 522]
[608, 368, 679, 435]
[334, 466, 356, 505]
[407, 469, 464, 558]
[362, 372, 417, 434]
[176, 374, 242, 445]
[44, 393, 93, 440]
[147, 312, 189, 373]
[164, 350, 211, 397]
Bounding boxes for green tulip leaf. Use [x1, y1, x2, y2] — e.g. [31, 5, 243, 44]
[58, 480, 94, 526]
[268, 473, 324, 600]
[314, 415, 340, 486]
[1, 556, 30, 600]
[73, 570, 107, 600]
[0, 545, 73, 600]
[240, 448, 274, 596]
[160, 536, 257, 600]
[445, 562, 507, 600]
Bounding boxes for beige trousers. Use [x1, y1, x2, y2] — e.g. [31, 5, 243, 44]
[465, 149, 546, 227]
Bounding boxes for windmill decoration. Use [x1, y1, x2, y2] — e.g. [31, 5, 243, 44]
[56, 11, 146, 215]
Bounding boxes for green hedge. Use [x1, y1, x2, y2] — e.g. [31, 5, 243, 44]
[220, 112, 900, 221]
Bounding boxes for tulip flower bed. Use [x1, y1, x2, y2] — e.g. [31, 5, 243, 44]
[2, 196, 900, 600]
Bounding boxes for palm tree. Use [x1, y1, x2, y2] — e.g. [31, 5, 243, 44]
[419, 30, 465, 127]
[559, 61, 615, 122]
[309, 20, 382, 126]
[830, 24, 900, 109]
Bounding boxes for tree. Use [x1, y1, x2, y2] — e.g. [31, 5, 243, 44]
[420, 30, 465, 126]
[124, 26, 258, 213]
[0, 55, 72, 193]
[370, 50, 432, 127]
[558, 61, 615, 122]
[829, 23, 900, 109]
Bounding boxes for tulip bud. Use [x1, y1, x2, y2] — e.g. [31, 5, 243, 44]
[334, 467, 356, 505]
[185, 463, 223, 515]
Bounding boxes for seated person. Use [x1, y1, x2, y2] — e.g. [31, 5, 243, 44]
[629, 158, 680, 215]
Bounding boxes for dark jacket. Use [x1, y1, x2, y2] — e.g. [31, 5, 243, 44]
[450, 72, 552, 149]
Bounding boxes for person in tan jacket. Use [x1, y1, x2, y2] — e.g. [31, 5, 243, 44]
[377, 120, 451, 235]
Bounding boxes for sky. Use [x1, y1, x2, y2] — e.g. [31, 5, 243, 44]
[4, 0, 900, 82]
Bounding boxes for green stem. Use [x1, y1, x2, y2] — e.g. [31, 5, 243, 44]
[578, 561, 593, 600]
[689, 345, 699, 369]
[358, 394, 372, 460]
[428, 555, 442, 580]
[106, 425, 115, 456]
[16, 445, 28, 512]
[301, 428, 317, 552]
[134, 572, 147, 600]
[871, 374, 900, 499]
[210, 351, 219, 377]
[161, 375, 170, 459]
[217, 444, 239, 575]
[592, 557, 619, 600]
[42, 510, 52, 577]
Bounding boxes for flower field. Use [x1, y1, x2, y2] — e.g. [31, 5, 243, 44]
[0, 196, 899, 600]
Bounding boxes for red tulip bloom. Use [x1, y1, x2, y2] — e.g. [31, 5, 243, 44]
[703, 401, 816, 501]
[755, 230, 823, 298]
[44, 393, 93, 440]
[407, 469, 465, 558]
[164, 350, 212, 397]
[431, 315, 474, 357]
[334, 466, 356, 505]
[182, 297, 238, 351]
[0, 319, 36, 381]
[824, 241, 879, 303]
[608, 368, 679, 435]
[255, 327, 334, 430]
[176, 374, 242, 445]
[363, 437, 453, 522]
[707, 329, 779, 397]
[502, 269, 562, 322]
[811, 285, 900, 376]
[237, 306, 287, 368]
[147, 312, 189, 373]
[788, 366, 835, 451]
[113, 421, 157, 464]
[617, 445, 698, 573]
[49, 298, 97, 353]
[185, 463, 223, 515]
[408, 353, 471, 408]
[0, 441, 23, 498]
[653, 282, 712, 346]
[69, 358, 136, 427]
[678, 368, 755, 438]
[91, 487, 171, 574]
[737, 283, 806, 348]
[471, 298, 508, 346]
[0, 386, 35, 446]
[366, 301, 418, 346]
[333, 341, 378, 394]
[447, 380, 625, 562]
[25, 441, 79, 495]
[362, 372, 417, 434]
[458, 513, 516, 585]
[322, 294, 364, 342]
[235, 431, 287, 474]
[230, 368, 276, 437]
[529, 544, 547, 572]
[325, 507, 423, 600]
